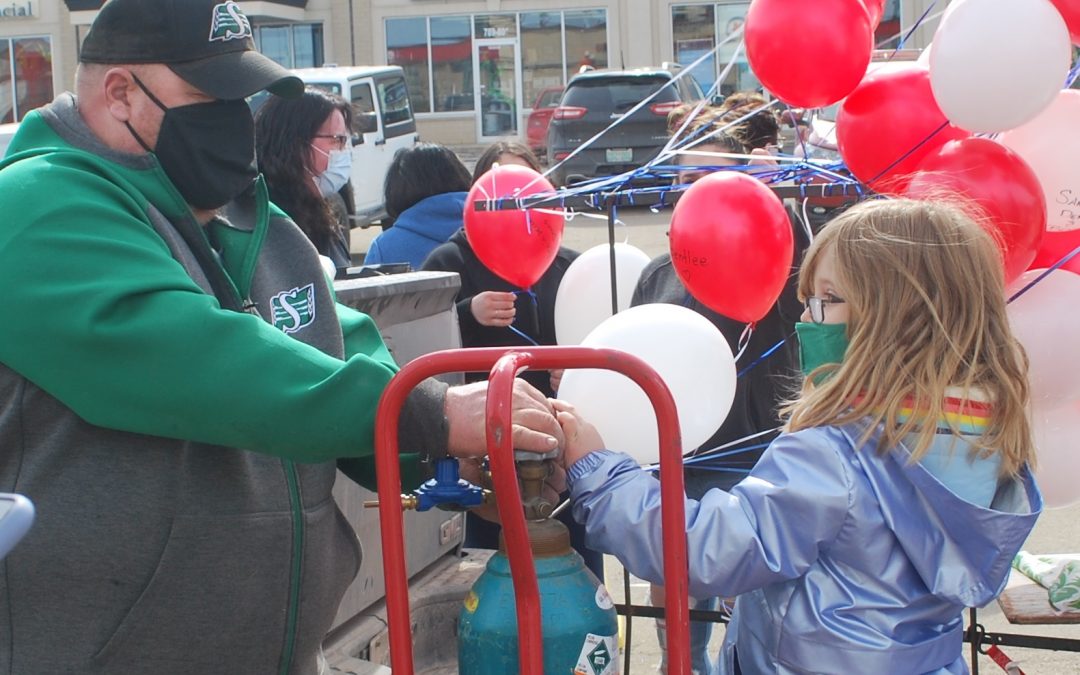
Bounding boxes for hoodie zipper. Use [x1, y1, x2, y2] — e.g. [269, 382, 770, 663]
[279, 459, 304, 675]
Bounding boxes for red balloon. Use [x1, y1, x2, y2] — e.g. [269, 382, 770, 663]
[1049, 0, 1080, 45]
[905, 137, 1047, 283]
[745, 0, 873, 108]
[1030, 228, 1080, 275]
[669, 172, 794, 323]
[464, 165, 564, 289]
[836, 65, 968, 194]
[861, 0, 886, 29]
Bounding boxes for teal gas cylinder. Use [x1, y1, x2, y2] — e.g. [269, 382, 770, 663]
[458, 518, 620, 674]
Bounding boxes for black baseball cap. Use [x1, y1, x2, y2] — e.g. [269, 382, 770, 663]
[79, 0, 303, 100]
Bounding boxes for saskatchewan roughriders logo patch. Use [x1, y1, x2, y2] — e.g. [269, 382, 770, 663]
[271, 284, 316, 334]
[208, 2, 252, 43]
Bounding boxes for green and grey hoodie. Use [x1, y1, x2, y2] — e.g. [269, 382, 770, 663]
[0, 94, 445, 675]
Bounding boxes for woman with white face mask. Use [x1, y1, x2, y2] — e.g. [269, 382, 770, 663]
[256, 87, 355, 272]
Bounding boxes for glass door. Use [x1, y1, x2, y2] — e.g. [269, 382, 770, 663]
[473, 40, 521, 141]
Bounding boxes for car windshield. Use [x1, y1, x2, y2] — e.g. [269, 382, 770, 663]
[563, 76, 677, 113]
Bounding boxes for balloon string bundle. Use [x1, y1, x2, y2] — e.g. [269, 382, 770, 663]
[651, 41, 749, 167]
[529, 28, 744, 196]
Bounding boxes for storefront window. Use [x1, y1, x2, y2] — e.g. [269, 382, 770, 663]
[564, 9, 608, 78]
[292, 24, 324, 68]
[254, 23, 324, 69]
[385, 9, 607, 116]
[672, 3, 759, 97]
[386, 17, 431, 113]
[431, 16, 473, 112]
[520, 12, 563, 108]
[1, 36, 52, 123]
[257, 26, 291, 67]
[672, 4, 716, 94]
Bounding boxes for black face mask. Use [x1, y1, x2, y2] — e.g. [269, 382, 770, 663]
[126, 75, 257, 210]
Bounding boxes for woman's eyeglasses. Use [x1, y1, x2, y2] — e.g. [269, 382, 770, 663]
[313, 134, 350, 150]
[805, 295, 845, 324]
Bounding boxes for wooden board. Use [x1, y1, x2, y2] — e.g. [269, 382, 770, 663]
[997, 571, 1080, 625]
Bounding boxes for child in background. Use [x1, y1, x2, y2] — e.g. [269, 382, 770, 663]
[635, 99, 800, 675]
[559, 199, 1042, 674]
[470, 139, 543, 183]
[364, 143, 472, 269]
[422, 141, 575, 398]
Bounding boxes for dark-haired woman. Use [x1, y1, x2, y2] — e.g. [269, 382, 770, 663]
[470, 140, 542, 183]
[255, 87, 355, 271]
[363, 143, 472, 269]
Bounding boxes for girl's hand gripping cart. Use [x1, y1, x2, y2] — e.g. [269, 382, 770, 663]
[373, 346, 693, 675]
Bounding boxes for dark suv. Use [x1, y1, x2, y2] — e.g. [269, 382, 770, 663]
[546, 65, 705, 186]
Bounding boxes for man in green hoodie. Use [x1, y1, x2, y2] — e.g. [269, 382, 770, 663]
[0, 2, 563, 674]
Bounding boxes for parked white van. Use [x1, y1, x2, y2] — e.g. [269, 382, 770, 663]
[291, 66, 420, 228]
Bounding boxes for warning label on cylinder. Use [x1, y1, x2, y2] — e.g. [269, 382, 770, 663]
[573, 633, 619, 675]
[595, 585, 614, 610]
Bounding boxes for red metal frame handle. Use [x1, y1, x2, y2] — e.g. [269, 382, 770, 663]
[374, 345, 690, 675]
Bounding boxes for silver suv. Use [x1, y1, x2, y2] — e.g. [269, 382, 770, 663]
[546, 64, 705, 186]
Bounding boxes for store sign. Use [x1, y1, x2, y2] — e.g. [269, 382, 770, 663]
[0, 1, 35, 18]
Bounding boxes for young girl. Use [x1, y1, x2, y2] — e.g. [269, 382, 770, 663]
[557, 199, 1043, 674]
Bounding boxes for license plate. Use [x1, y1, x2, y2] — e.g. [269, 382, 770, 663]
[605, 148, 633, 163]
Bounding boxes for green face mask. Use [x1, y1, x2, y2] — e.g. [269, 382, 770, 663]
[795, 321, 849, 379]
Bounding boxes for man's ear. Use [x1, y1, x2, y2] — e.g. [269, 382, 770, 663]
[101, 68, 137, 123]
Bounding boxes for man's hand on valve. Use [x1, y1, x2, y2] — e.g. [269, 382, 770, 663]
[444, 378, 564, 457]
[444, 378, 568, 523]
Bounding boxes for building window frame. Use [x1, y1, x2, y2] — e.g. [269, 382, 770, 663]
[252, 22, 325, 69]
[1, 33, 53, 123]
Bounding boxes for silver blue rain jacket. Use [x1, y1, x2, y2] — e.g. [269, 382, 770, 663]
[568, 422, 1042, 674]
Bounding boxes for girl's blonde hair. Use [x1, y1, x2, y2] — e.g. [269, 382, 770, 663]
[783, 199, 1034, 477]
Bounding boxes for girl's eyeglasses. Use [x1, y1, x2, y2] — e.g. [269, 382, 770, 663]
[805, 295, 845, 324]
[313, 134, 350, 150]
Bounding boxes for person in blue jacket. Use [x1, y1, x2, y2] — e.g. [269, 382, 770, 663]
[556, 198, 1042, 674]
[364, 143, 471, 269]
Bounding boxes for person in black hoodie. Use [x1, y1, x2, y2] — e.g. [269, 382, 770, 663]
[421, 145, 602, 576]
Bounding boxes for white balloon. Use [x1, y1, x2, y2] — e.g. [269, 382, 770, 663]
[557, 304, 737, 465]
[1007, 269, 1080, 405]
[554, 243, 652, 345]
[1031, 400, 1080, 509]
[998, 90, 1080, 232]
[929, 0, 1071, 133]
